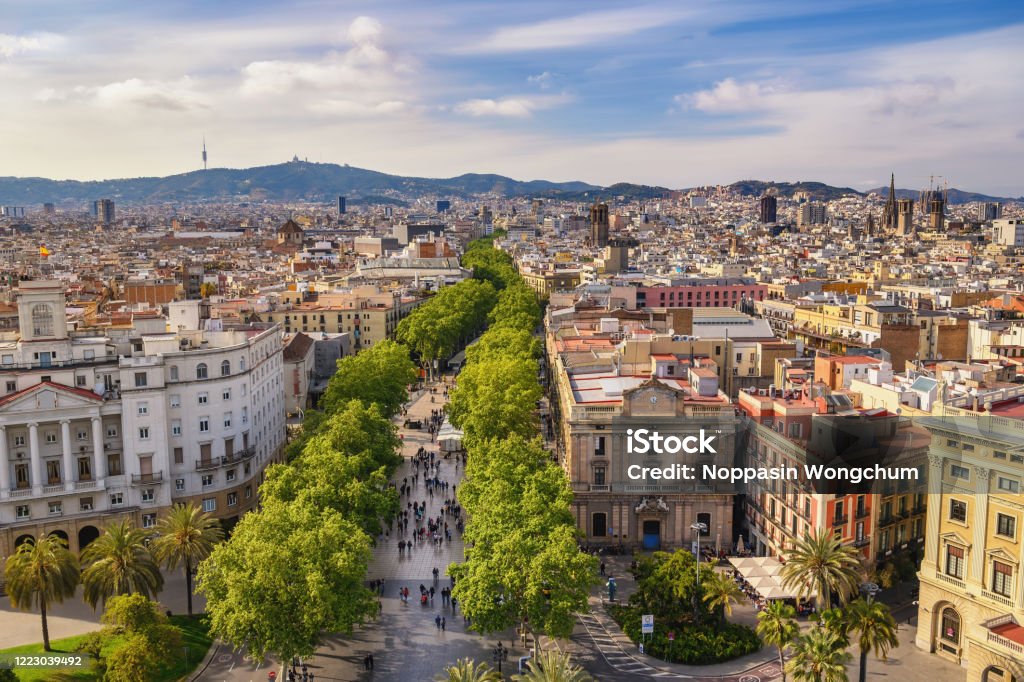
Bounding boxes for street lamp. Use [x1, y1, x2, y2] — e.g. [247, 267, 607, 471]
[492, 642, 508, 674]
[691, 521, 708, 622]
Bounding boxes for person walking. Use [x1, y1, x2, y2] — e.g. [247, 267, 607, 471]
[441, 617, 446, 632]
[435, 614, 442, 630]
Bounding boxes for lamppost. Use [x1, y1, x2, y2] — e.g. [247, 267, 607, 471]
[691, 521, 708, 622]
[492, 642, 508, 674]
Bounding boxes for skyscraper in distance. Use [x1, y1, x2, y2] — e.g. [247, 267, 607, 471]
[758, 195, 777, 224]
[91, 199, 115, 225]
[338, 196, 346, 215]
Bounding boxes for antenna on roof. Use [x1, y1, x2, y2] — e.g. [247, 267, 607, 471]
[202, 135, 208, 171]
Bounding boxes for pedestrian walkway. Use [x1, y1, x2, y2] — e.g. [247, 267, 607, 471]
[295, 378, 527, 682]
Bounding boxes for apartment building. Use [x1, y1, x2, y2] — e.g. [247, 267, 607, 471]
[0, 281, 285, 558]
[916, 408, 1024, 682]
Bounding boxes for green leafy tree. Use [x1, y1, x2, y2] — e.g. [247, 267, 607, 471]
[785, 627, 851, 682]
[780, 529, 862, 609]
[94, 594, 183, 682]
[448, 355, 541, 446]
[845, 599, 899, 682]
[320, 340, 416, 417]
[756, 601, 800, 682]
[436, 658, 502, 682]
[513, 649, 593, 682]
[703, 570, 745, 623]
[466, 327, 541, 363]
[151, 502, 225, 616]
[197, 497, 376, 663]
[3, 534, 80, 651]
[81, 519, 163, 609]
[261, 400, 401, 534]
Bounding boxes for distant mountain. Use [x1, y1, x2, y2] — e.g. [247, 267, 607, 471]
[0, 160, 602, 206]
[867, 186, 1022, 204]
[0, 161, 1017, 206]
[723, 180, 863, 202]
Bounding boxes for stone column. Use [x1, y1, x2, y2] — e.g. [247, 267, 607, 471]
[61, 419, 74, 491]
[968, 466, 990, 589]
[91, 416, 105, 486]
[28, 422, 41, 493]
[0, 426, 9, 498]
[923, 453, 943, 566]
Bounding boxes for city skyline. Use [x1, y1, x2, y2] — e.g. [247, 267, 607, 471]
[1, 1, 1022, 194]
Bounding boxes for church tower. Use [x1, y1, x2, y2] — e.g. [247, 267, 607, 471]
[882, 173, 897, 231]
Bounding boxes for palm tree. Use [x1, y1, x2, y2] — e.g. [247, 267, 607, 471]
[81, 519, 163, 609]
[703, 570, 745, 623]
[786, 627, 851, 682]
[513, 650, 593, 682]
[757, 601, 800, 682]
[436, 658, 502, 682]
[151, 503, 224, 616]
[4, 534, 80, 651]
[845, 599, 899, 682]
[780, 529, 861, 609]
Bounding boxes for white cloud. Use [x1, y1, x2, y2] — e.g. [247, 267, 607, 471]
[527, 71, 555, 89]
[0, 32, 63, 58]
[308, 99, 409, 117]
[677, 78, 783, 113]
[454, 94, 571, 118]
[35, 77, 208, 111]
[464, 7, 691, 53]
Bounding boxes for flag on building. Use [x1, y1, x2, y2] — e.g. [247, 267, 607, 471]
[39, 244, 51, 258]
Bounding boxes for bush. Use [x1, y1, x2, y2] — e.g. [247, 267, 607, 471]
[609, 604, 761, 665]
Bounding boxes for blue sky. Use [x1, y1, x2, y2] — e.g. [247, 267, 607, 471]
[1, 1, 1022, 194]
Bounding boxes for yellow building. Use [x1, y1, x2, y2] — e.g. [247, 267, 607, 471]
[916, 412, 1024, 682]
[263, 289, 422, 349]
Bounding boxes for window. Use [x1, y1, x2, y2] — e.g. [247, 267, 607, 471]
[137, 402, 148, 415]
[992, 560, 1014, 597]
[142, 513, 157, 529]
[199, 417, 209, 433]
[594, 436, 605, 456]
[224, 413, 232, 428]
[134, 372, 148, 388]
[175, 478, 185, 492]
[202, 474, 213, 487]
[950, 464, 969, 480]
[947, 439, 959, 448]
[222, 388, 231, 401]
[202, 498, 216, 513]
[77, 430, 87, 441]
[5, 380, 15, 393]
[172, 421, 182, 436]
[592, 512, 607, 537]
[949, 499, 967, 522]
[198, 392, 208, 405]
[76, 375, 87, 387]
[31, 303, 54, 337]
[141, 488, 154, 502]
[242, 407, 248, 424]
[46, 432, 57, 443]
[80, 497, 93, 511]
[169, 365, 179, 381]
[196, 363, 208, 379]
[940, 608, 960, 644]
[170, 394, 181, 408]
[46, 459, 61, 483]
[245, 485, 252, 499]
[945, 545, 965, 579]
[227, 492, 238, 506]
[107, 454, 122, 476]
[138, 427, 150, 440]
[106, 426, 118, 438]
[997, 513, 1016, 539]
[48, 501, 62, 515]
[221, 360, 231, 376]
[997, 477, 1020, 493]
[789, 422, 802, 438]
[78, 457, 91, 479]
[14, 434, 24, 446]
[594, 467, 606, 486]
[1, 355, 12, 365]
[109, 492, 123, 506]
[994, 450, 1007, 459]
[226, 469, 236, 482]
[16, 505, 29, 519]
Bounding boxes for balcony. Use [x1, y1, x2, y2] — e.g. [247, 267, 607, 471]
[194, 446, 257, 471]
[131, 471, 164, 485]
[832, 514, 849, 526]
[855, 508, 869, 520]
[984, 615, 1024, 657]
[981, 589, 1015, 609]
[936, 572, 965, 589]
[853, 536, 871, 548]
[912, 504, 926, 515]
[589, 484, 610, 492]
[878, 515, 896, 527]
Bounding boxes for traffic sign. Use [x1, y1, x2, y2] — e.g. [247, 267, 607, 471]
[641, 614, 654, 634]
[668, 631, 675, 641]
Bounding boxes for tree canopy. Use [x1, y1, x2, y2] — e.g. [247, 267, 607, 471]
[319, 340, 417, 418]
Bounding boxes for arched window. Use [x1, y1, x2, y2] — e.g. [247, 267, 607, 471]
[940, 607, 960, 644]
[31, 304, 54, 337]
[221, 360, 231, 376]
[196, 363, 208, 379]
[240, 357, 246, 371]
[169, 365, 179, 381]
